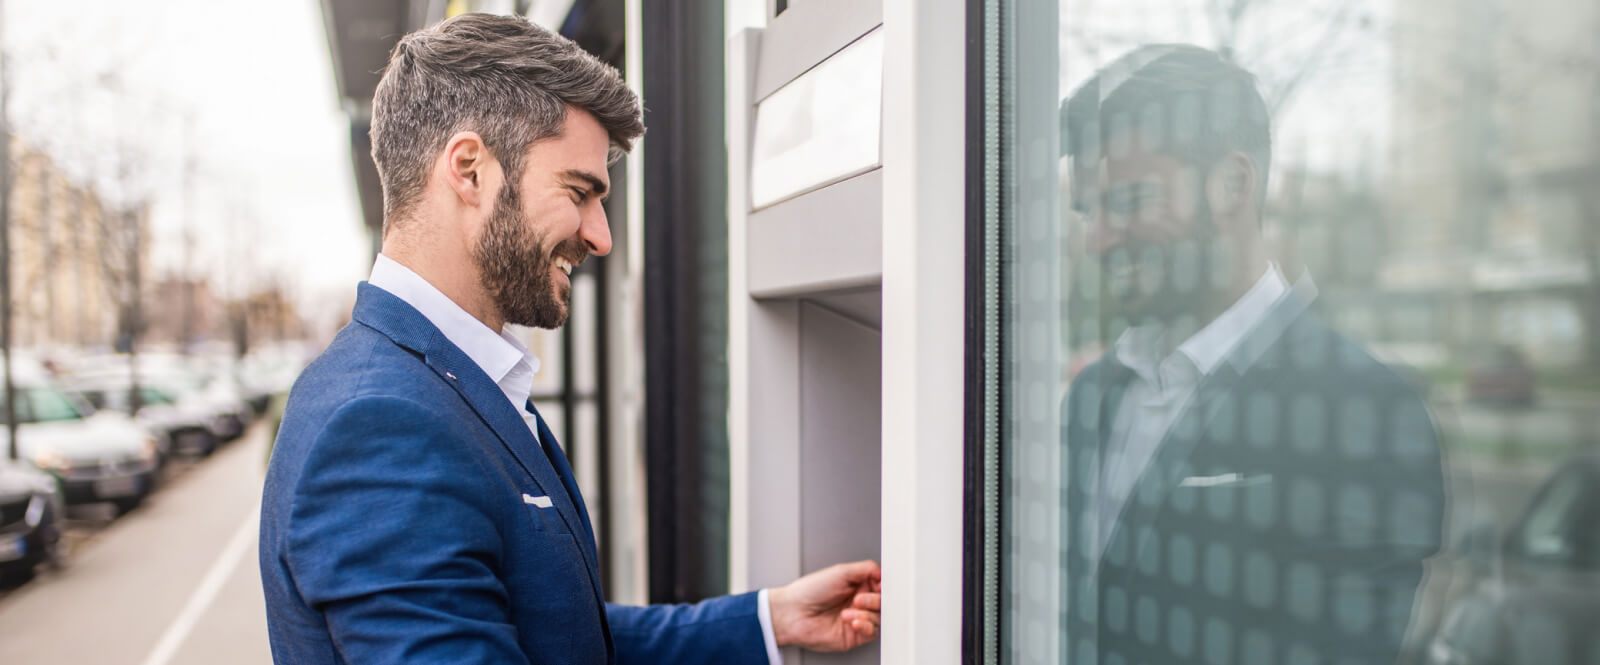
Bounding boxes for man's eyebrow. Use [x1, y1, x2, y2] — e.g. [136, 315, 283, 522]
[561, 169, 609, 199]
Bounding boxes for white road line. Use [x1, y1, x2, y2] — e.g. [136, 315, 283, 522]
[138, 504, 261, 665]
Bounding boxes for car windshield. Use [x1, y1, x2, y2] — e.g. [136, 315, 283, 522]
[140, 387, 175, 406]
[1517, 467, 1600, 570]
[23, 387, 87, 423]
[81, 385, 173, 412]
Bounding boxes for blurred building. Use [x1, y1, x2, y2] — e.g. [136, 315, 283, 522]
[240, 285, 305, 350]
[7, 139, 132, 352]
[1387, 0, 1600, 367]
[143, 276, 222, 352]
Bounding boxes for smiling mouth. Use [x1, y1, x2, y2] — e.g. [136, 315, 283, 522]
[554, 251, 591, 277]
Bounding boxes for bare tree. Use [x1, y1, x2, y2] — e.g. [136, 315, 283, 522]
[1, 0, 19, 459]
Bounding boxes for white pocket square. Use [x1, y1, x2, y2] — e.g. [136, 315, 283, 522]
[1179, 473, 1271, 488]
[522, 493, 554, 508]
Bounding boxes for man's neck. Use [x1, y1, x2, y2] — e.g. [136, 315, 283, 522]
[1195, 252, 1270, 328]
[379, 239, 505, 333]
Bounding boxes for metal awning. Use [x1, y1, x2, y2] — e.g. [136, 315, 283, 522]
[319, 0, 427, 239]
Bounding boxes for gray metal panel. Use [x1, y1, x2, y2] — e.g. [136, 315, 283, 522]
[748, 169, 883, 298]
[753, 0, 882, 102]
[798, 302, 881, 665]
[744, 300, 804, 592]
[810, 288, 882, 330]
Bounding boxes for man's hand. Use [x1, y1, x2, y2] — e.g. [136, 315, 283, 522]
[769, 560, 882, 652]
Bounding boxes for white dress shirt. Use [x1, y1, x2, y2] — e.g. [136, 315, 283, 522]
[1092, 263, 1290, 559]
[366, 254, 783, 664]
[369, 254, 545, 446]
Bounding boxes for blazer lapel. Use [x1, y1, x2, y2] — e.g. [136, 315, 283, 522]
[1118, 365, 1243, 527]
[350, 283, 589, 554]
[527, 405, 604, 586]
[1108, 276, 1319, 561]
[528, 406, 614, 661]
[352, 283, 616, 660]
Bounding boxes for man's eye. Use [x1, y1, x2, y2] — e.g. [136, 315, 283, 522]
[571, 187, 589, 203]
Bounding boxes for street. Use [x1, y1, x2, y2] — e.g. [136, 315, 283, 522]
[0, 422, 272, 665]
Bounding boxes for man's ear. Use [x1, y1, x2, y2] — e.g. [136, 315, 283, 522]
[440, 131, 494, 209]
[1204, 151, 1257, 221]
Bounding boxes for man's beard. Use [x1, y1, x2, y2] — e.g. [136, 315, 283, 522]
[1099, 207, 1223, 328]
[473, 182, 585, 329]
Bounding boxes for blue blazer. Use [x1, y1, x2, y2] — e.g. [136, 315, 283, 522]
[261, 284, 768, 665]
[1059, 292, 1445, 665]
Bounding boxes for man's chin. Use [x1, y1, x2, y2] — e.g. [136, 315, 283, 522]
[1105, 294, 1192, 327]
[535, 310, 569, 330]
[521, 297, 571, 330]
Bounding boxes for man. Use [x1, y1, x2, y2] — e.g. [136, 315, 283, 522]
[260, 14, 881, 665]
[1058, 45, 1447, 665]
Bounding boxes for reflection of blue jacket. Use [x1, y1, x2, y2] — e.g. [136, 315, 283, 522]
[1060, 292, 1446, 665]
[260, 284, 766, 665]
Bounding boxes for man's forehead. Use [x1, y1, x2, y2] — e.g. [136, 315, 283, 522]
[527, 116, 611, 181]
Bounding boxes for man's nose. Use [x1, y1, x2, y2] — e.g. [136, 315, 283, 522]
[581, 206, 612, 257]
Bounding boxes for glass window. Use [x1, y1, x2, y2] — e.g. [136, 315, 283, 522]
[981, 0, 1600, 663]
[25, 388, 86, 423]
[141, 387, 175, 407]
[1513, 467, 1600, 570]
[79, 389, 110, 411]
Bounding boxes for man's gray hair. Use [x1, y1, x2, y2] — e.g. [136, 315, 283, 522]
[370, 12, 643, 233]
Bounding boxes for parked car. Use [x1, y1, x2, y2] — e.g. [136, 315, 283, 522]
[70, 364, 251, 445]
[2, 382, 162, 513]
[1425, 453, 1600, 665]
[187, 374, 254, 441]
[0, 458, 65, 582]
[68, 379, 219, 457]
[1466, 344, 1537, 407]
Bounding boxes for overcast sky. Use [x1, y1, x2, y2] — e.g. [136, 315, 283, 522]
[5, 0, 369, 330]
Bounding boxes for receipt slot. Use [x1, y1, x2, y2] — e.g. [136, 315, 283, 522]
[727, 2, 886, 663]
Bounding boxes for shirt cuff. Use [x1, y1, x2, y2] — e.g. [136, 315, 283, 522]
[758, 588, 783, 665]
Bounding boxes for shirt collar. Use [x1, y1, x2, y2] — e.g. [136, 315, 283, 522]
[1112, 263, 1289, 381]
[1179, 263, 1289, 375]
[367, 254, 540, 388]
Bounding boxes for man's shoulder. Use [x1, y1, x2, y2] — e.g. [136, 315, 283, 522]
[271, 323, 470, 467]
[293, 322, 450, 401]
[1254, 314, 1423, 396]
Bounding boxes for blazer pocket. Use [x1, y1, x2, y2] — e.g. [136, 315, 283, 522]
[1169, 473, 1276, 528]
[522, 500, 571, 534]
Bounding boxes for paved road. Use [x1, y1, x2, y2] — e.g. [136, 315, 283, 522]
[0, 423, 272, 665]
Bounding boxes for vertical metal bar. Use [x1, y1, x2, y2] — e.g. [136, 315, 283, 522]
[965, 1, 1004, 662]
[594, 249, 613, 590]
[561, 295, 577, 462]
[880, 0, 968, 660]
[641, 0, 688, 604]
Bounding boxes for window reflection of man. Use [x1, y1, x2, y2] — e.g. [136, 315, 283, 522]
[1059, 45, 1446, 665]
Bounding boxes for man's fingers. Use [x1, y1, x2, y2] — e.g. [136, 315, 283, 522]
[833, 559, 881, 584]
[851, 591, 880, 611]
[845, 606, 881, 643]
[850, 617, 879, 640]
[843, 608, 881, 629]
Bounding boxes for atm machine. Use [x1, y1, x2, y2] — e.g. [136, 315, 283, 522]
[726, 2, 886, 663]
